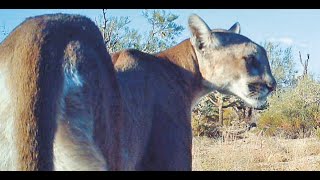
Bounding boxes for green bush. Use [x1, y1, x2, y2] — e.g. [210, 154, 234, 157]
[191, 113, 221, 138]
[191, 96, 221, 138]
[259, 76, 320, 138]
[191, 95, 244, 138]
[315, 128, 320, 140]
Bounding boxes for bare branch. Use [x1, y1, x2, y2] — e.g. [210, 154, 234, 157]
[299, 51, 303, 66]
[306, 54, 310, 75]
[101, 9, 108, 46]
[207, 96, 218, 106]
[299, 51, 310, 77]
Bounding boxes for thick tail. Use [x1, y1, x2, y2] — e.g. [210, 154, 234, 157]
[3, 15, 66, 170]
[1, 13, 122, 170]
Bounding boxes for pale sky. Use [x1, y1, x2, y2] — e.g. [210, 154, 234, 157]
[0, 9, 319, 76]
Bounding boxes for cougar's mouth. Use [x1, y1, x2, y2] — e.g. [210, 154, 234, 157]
[251, 97, 267, 109]
[230, 88, 268, 110]
[245, 92, 268, 109]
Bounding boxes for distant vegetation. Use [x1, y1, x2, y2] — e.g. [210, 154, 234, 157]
[0, 25, 8, 42]
[97, 9, 184, 54]
[259, 75, 320, 138]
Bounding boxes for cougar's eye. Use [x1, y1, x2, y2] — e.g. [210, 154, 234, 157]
[244, 55, 258, 68]
[246, 56, 254, 63]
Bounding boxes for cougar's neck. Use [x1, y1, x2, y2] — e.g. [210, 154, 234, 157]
[156, 39, 204, 107]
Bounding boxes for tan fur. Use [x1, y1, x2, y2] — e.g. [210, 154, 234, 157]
[112, 14, 276, 170]
[0, 14, 123, 170]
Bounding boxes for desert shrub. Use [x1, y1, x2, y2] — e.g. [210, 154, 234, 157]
[315, 128, 320, 140]
[223, 108, 239, 126]
[192, 95, 221, 138]
[259, 76, 320, 138]
[191, 95, 246, 138]
[191, 113, 221, 138]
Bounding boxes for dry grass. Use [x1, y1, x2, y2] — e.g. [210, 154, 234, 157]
[192, 131, 320, 171]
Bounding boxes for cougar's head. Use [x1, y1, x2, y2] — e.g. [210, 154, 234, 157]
[189, 14, 276, 109]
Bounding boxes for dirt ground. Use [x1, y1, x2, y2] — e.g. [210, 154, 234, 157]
[192, 131, 320, 171]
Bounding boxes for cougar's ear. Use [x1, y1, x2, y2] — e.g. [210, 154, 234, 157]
[188, 14, 218, 50]
[229, 22, 241, 34]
